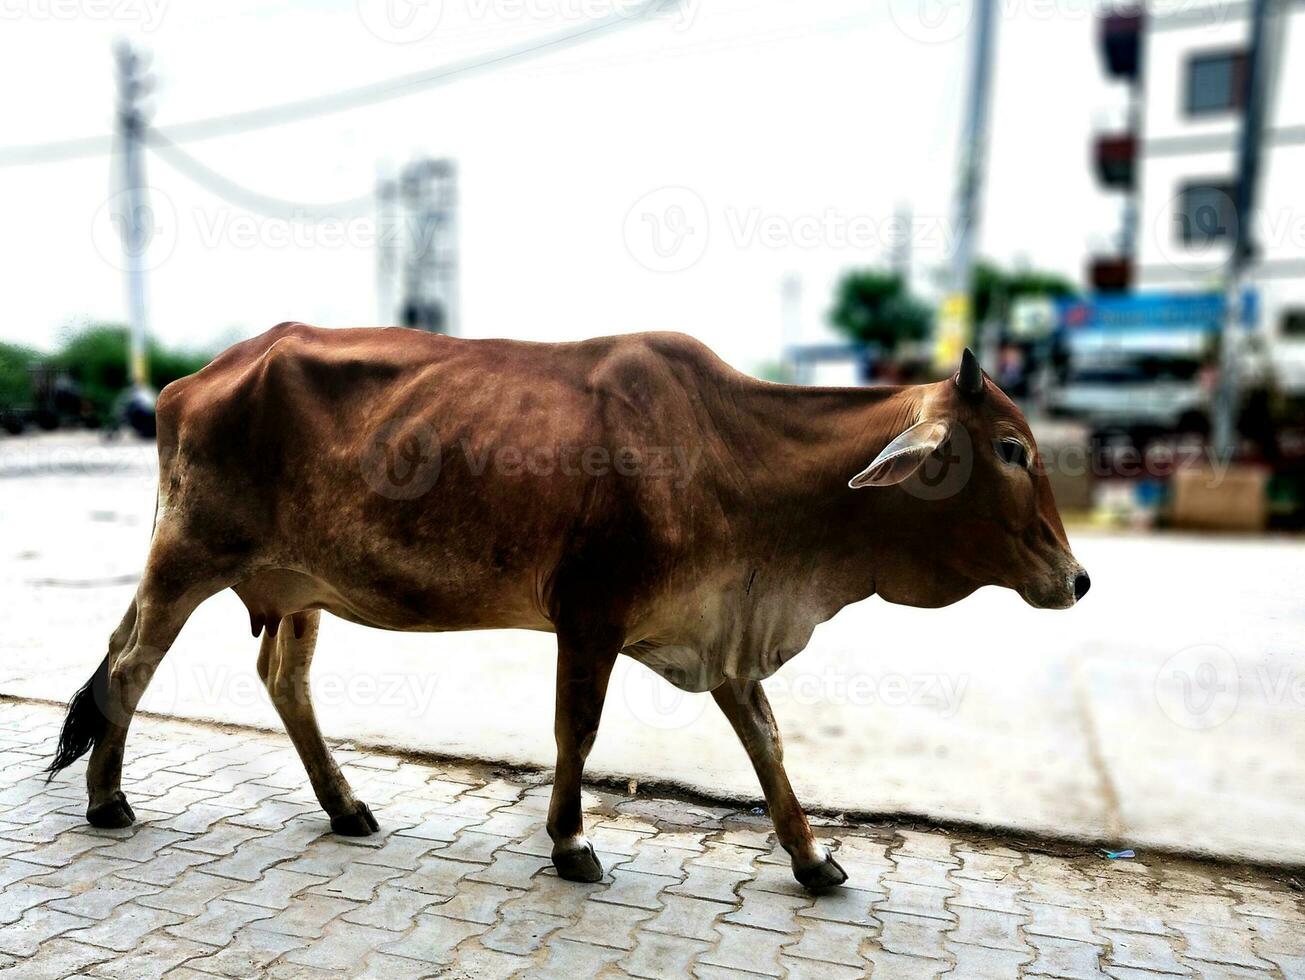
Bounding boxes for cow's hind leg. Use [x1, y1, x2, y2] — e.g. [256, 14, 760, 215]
[45, 599, 138, 825]
[46, 537, 228, 827]
[548, 629, 619, 882]
[713, 679, 847, 890]
[256, 610, 376, 836]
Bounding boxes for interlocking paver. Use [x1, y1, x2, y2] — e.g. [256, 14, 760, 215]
[780, 955, 866, 979]
[721, 888, 809, 932]
[166, 897, 278, 946]
[622, 930, 711, 978]
[1174, 922, 1275, 971]
[113, 846, 217, 885]
[84, 931, 215, 980]
[0, 702, 1289, 979]
[136, 870, 239, 916]
[46, 874, 160, 919]
[0, 938, 116, 980]
[949, 905, 1030, 952]
[0, 881, 72, 925]
[880, 878, 958, 922]
[1026, 899, 1107, 944]
[62, 902, 186, 952]
[280, 919, 405, 971]
[225, 866, 328, 909]
[254, 893, 358, 939]
[554, 897, 654, 950]
[465, 847, 552, 889]
[0, 905, 94, 957]
[378, 911, 488, 963]
[666, 861, 752, 904]
[781, 915, 868, 967]
[878, 910, 954, 959]
[1101, 928, 1192, 975]
[1026, 934, 1110, 978]
[593, 866, 678, 910]
[308, 861, 403, 902]
[643, 892, 728, 942]
[533, 936, 625, 976]
[479, 906, 570, 955]
[429, 880, 523, 925]
[697, 922, 789, 976]
[944, 939, 1035, 977]
[180, 925, 310, 977]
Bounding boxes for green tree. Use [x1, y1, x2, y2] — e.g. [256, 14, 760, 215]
[971, 261, 1076, 329]
[0, 342, 38, 408]
[828, 270, 932, 352]
[51, 324, 212, 419]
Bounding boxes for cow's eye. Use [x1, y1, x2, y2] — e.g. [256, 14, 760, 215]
[995, 439, 1028, 468]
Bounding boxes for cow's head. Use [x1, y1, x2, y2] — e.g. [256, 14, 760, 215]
[848, 349, 1089, 610]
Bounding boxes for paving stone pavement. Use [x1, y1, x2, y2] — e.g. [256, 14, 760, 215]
[0, 701, 1302, 979]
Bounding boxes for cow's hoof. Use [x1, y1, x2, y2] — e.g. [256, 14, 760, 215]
[86, 791, 135, 829]
[553, 841, 604, 883]
[795, 850, 848, 891]
[331, 802, 379, 836]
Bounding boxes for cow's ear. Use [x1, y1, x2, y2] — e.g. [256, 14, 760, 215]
[848, 420, 950, 488]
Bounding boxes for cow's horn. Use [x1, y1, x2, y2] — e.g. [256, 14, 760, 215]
[956, 347, 984, 396]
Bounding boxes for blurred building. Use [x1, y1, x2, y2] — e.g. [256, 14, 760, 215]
[377, 158, 460, 335]
[1092, 0, 1305, 394]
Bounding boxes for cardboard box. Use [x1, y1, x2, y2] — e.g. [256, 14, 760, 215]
[1170, 463, 1268, 532]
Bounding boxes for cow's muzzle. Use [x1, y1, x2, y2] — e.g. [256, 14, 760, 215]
[1020, 561, 1090, 609]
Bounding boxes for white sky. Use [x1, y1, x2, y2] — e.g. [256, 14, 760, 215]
[0, 0, 1120, 373]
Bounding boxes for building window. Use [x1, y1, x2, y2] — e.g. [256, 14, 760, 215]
[1186, 51, 1247, 115]
[1282, 310, 1305, 339]
[1177, 182, 1237, 246]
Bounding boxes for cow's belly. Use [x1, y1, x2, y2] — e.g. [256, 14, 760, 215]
[234, 566, 551, 634]
[622, 592, 825, 693]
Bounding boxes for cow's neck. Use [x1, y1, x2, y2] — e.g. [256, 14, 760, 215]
[720, 381, 924, 609]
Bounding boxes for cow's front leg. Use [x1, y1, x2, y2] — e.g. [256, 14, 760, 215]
[712, 679, 848, 890]
[257, 610, 375, 836]
[547, 631, 618, 883]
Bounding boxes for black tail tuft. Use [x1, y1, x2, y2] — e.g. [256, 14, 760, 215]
[44, 655, 111, 780]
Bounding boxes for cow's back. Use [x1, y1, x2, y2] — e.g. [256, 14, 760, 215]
[153, 324, 737, 633]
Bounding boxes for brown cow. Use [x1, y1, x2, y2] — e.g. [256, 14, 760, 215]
[47, 324, 1088, 890]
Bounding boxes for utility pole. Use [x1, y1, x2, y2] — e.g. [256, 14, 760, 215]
[114, 42, 154, 412]
[780, 273, 802, 383]
[935, 0, 997, 372]
[398, 158, 459, 335]
[891, 202, 912, 288]
[376, 170, 399, 325]
[1212, 0, 1277, 459]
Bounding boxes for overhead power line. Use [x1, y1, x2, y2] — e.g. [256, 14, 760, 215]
[146, 132, 376, 220]
[0, 0, 672, 168]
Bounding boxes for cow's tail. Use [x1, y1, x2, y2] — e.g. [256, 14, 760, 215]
[44, 653, 112, 780]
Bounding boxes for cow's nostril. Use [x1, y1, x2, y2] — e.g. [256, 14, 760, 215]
[1073, 572, 1091, 602]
